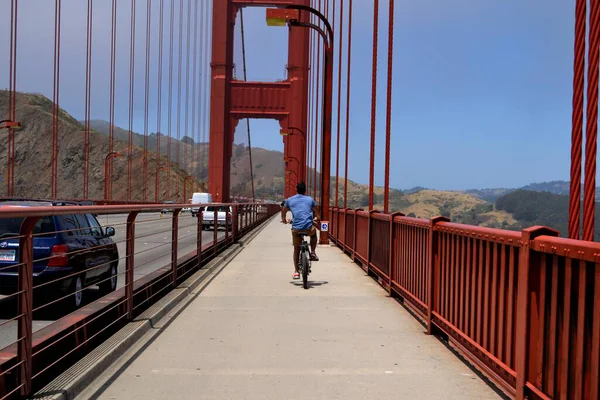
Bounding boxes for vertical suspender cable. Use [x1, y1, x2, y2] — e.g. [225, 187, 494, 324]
[127, 0, 136, 202]
[156, 0, 165, 202]
[84, 0, 93, 199]
[51, 0, 62, 199]
[176, 0, 184, 200]
[7, 0, 18, 197]
[368, 0, 379, 210]
[198, 0, 207, 188]
[383, 0, 394, 214]
[240, 9, 256, 201]
[569, 0, 586, 239]
[167, 0, 175, 200]
[143, 0, 152, 202]
[304, 0, 315, 193]
[107, 0, 117, 201]
[184, 0, 192, 184]
[191, 0, 199, 191]
[313, 0, 322, 200]
[344, 0, 353, 208]
[334, 0, 344, 208]
[583, 0, 600, 242]
[203, 1, 213, 185]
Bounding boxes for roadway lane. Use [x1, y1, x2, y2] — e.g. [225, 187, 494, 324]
[98, 212, 227, 289]
[0, 212, 233, 350]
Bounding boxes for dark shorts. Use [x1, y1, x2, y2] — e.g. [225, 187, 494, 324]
[291, 226, 317, 246]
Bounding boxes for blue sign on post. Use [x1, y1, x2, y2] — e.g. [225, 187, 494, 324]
[320, 221, 329, 232]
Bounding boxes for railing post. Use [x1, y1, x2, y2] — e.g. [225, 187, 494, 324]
[18, 216, 40, 397]
[427, 216, 450, 335]
[515, 226, 558, 400]
[232, 205, 238, 241]
[336, 208, 340, 242]
[388, 212, 404, 296]
[213, 208, 218, 258]
[331, 207, 337, 243]
[125, 211, 139, 319]
[225, 207, 230, 244]
[171, 209, 181, 287]
[196, 210, 203, 269]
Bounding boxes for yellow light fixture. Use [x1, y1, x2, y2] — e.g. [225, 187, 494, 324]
[266, 8, 299, 27]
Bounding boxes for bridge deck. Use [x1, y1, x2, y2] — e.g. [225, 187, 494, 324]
[82, 219, 501, 399]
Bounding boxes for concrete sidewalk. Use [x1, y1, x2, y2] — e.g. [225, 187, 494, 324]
[83, 219, 501, 400]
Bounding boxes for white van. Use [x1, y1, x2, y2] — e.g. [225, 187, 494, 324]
[191, 192, 213, 217]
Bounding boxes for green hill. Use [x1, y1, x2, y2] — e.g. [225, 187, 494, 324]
[495, 190, 600, 239]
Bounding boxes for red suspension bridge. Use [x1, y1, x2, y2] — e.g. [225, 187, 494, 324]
[0, 1, 599, 399]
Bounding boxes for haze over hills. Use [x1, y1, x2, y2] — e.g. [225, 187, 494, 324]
[1, 91, 594, 238]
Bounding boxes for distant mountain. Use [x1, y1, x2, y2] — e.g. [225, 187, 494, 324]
[403, 186, 428, 194]
[521, 180, 572, 196]
[464, 188, 515, 203]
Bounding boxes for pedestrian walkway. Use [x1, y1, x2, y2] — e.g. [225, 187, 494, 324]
[83, 219, 501, 399]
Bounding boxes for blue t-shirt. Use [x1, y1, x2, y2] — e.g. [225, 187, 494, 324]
[284, 194, 316, 231]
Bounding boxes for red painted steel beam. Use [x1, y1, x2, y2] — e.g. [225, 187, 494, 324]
[229, 81, 292, 118]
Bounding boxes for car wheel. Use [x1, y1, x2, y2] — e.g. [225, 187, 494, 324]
[70, 275, 85, 309]
[100, 263, 118, 294]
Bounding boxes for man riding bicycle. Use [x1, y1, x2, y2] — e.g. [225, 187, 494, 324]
[281, 182, 319, 280]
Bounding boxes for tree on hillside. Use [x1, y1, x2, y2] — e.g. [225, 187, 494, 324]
[181, 136, 195, 145]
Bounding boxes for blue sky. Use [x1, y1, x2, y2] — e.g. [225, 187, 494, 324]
[0, 0, 579, 190]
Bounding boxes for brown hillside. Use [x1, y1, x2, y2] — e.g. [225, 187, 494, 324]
[0, 91, 195, 201]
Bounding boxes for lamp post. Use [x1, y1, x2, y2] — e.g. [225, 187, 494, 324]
[284, 156, 302, 169]
[267, 5, 333, 244]
[280, 127, 308, 185]
[104, 152, 123, 201]
[280, 126, 306, 141]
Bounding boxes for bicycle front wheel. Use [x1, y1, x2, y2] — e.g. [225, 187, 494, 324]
[301, 250, 309, 289]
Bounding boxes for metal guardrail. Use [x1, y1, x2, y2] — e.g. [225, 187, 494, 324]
[329, 207, 600, 400]
[0, 203, 279, 399]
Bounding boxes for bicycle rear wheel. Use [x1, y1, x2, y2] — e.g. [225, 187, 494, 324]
[301, 250, 309, 289]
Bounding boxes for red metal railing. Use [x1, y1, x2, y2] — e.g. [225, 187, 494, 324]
[329, 207, 600, 400]
[0, 203, 278, 399]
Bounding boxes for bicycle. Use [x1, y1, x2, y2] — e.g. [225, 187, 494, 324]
[297, 233, 312, 289]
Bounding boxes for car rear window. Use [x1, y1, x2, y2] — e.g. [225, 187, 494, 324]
[0, 216, 56, 238]
[205, 206, 229, 212]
